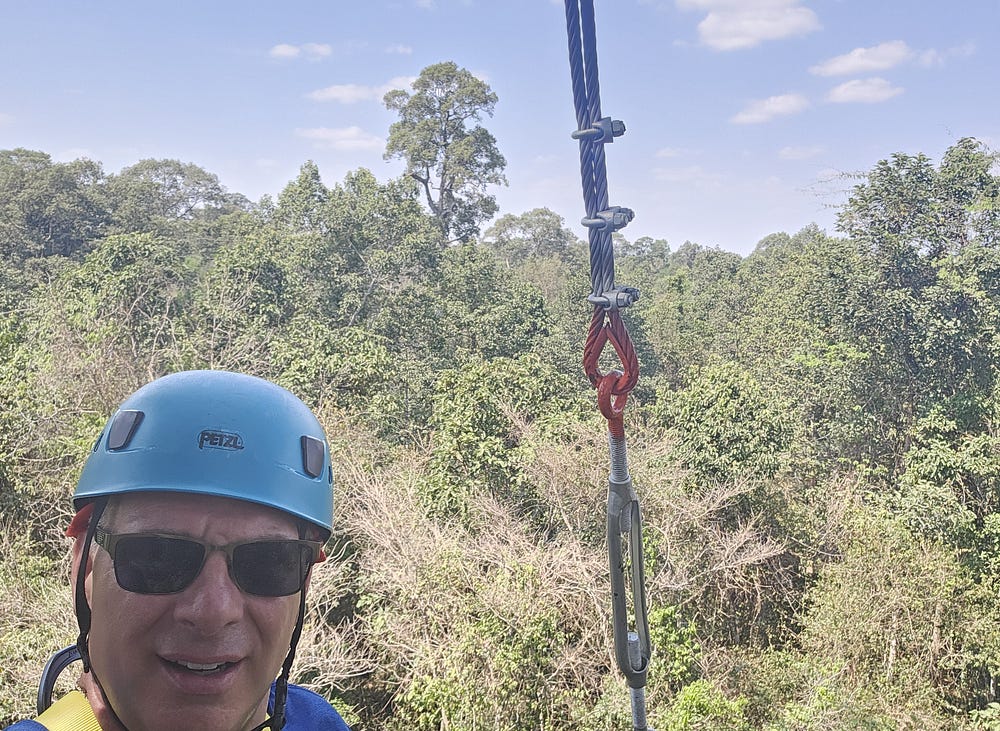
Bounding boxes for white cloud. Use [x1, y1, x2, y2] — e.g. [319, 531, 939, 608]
[676, 0, 820, 51]
[810, 41, 913, 77]
[269, 43, 332, 60]
[826, 77, 903, 104]
[0, 112, 12, 126]
[270, 44, 300, 58]
[778, 145, 824, 160]
[301, 43, 332, 58]
[810, 40, 975, 75]
[306, 76, 415, 103]
[731, 93, 808, 124]
[919, 49, 944, 67]
[306, 84, 375, 104]
[385, 44, 413, 55]
[919, 41, 976, 67]
[295, 126, 383, 151]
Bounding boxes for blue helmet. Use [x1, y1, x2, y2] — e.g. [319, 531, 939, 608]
[74, 370, 334, 538]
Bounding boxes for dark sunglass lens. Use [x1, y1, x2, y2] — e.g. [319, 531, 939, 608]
[233, 542, 312, 596]
[116, 536, 204, 594]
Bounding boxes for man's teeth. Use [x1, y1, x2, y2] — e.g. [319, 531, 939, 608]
[179, 660, 226, 671]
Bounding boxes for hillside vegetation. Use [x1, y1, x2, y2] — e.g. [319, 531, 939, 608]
[2, 68, 1000, 729]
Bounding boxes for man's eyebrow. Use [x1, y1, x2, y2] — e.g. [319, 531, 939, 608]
[112, 528, 300, 540]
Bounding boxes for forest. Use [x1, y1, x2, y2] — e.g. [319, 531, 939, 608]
[2, 62, 1000, 730]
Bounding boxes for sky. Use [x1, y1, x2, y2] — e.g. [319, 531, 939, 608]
[1, 0, 996, 256]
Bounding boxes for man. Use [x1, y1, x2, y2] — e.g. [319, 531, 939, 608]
[6, 370, 351, 731]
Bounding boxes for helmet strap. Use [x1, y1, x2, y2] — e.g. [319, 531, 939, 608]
[75, 496, 107, 673]
[250, 584, 308, 731]
[74, 497, 132, 731]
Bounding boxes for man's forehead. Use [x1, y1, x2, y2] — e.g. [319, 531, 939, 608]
[109, 491, 297, 533]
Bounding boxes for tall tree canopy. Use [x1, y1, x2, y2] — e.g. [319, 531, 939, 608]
[383, 61, 507, 242]
[0, 149, 108, 261]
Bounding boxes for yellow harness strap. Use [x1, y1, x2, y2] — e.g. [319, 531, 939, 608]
[35, 691, 102, 731]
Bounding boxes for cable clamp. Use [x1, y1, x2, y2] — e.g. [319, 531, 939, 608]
[582, 206, 634, 233]
[588, 285, 640, 311]
[571, 116, 626, 143]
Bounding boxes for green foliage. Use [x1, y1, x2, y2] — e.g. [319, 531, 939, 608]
[106, 158, 239, 237]
[659, 679, 750, 731]
[799, 504, 982, 714]
[423, 353, 585, 519]
[839, 137, 999, 257]
[187, 224, 298, 375]
[726, 649, 901, 730]
[0, 148, 109, 260]
[65, 232, 188, 363]
[970, 702, 1000, 730]
[395, 609, 569, 731]
[323, 168, 441, 331]
[897, 408, 998, 540]
[402, 243, 551, 367]
[483, 207, 584, 266]
[275, 160, 329, 232]
[3, 135, 1000, 730]
[643, 242, 744, 384]
[833, 139, 1000, 479]
[653, 361, 791, 483]
[647, 605, 700, 692]
[0, 527, 75, 723]
[615, 234, 671, 296]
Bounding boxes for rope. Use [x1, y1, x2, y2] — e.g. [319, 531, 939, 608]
[563, 2, 652, 728]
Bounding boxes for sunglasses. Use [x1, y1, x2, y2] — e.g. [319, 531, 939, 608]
[94, 527, 322, 597]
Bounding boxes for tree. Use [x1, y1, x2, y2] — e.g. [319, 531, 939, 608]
[397, 243, 550, 368]
[384, 62, 507, 242]
[187, 227, 291, 375]
[107, 158, 238, 231]
[735, 226, 874, 470]
[653, 360, 791, 485]
[424, 352, 583, 518]
[615, 234, 671, 293]
[642, 242, 744, 385]
[48, 232, 189, 400]
[274, 160, 329, 233]
[322, 168, 441, 330]
[839, 137, 998, 258]
[834, 138, 1000, 476]
[482, 208, 582, 266]
[269, 165, 441, 332]
[799, 505, 981, 717]
[0, 148, 109, 261]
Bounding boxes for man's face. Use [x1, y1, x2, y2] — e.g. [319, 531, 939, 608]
[86, 492, 304, 731]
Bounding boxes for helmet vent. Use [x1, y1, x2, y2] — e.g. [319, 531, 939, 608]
[107, 410, 144, 451]
[300, 435, 325, 478]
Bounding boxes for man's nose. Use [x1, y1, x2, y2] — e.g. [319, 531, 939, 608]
[172, 550, 243, 631]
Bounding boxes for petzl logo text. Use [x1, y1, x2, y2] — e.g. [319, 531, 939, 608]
[198, 430, 244, 451]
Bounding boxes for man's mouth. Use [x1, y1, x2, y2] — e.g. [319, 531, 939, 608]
[160, 654, 243, 693]
[167, 659, 236, 675]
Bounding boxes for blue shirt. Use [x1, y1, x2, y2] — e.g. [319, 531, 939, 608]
[271, 683, 352, 729]
[4, 682, 351, 730]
